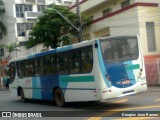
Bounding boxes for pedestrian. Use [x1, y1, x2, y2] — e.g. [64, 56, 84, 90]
[3, 75, 9, 89]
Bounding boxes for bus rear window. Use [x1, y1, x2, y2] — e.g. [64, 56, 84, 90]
[100, 36, 139, 63]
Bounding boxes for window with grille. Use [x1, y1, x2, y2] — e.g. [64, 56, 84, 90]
[37, 5, 46, 12]
[25, 4, 32, 11]
[103, 8, 111, 16]
[17, 23, 26, 36]
[16, 4, 32, 18]
[16, 4, 24, 18]
[146, 22, 156, 52]
[121, 0, 130, 8]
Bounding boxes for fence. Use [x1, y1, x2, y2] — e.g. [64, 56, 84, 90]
[145, 58, 160, 85]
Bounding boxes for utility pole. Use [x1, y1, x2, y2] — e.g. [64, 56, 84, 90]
[76, 0, 83, 42]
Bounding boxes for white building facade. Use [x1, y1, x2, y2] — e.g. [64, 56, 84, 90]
[0, 0, 75, 60]
[0, 0, 75, 76]
[71, 0, 160, 60]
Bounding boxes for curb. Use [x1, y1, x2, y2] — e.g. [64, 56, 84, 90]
[0, 89, 10, 91]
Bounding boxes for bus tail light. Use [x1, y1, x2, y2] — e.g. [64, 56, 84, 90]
[105, 74, 112, 84]
[137, 69, 143, 79]
[105, 74, 110, 81]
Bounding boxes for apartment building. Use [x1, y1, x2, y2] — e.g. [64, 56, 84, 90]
[0, 0, 76, 57]
[0, 0, 75, 76]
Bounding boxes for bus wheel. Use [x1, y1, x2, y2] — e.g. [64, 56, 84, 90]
[54, 88, 65, 107]
[20, 89, 26, 103]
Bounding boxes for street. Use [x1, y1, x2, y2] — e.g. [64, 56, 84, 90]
[0, 87, 160, 120]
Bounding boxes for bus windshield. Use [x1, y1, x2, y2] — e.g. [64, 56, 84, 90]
[100, 36, 139, 63]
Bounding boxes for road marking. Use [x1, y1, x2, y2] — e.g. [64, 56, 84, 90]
[155, 98, 160, 102]
[87, 105, 160, 120]
[112, 99, 128, 104]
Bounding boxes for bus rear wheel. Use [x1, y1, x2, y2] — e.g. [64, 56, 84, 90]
[54, 88, 65, 107]
[20, 89, 26, 103]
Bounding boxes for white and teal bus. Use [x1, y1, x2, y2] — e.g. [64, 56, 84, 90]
[8, 35, 147, 107]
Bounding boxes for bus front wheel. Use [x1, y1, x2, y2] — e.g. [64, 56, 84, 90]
[54, 88, 65, 107]
[20, 89, 26, 103]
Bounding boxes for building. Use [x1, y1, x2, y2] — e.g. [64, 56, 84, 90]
[71, 0, 160, 84]
[71, 0, 160, 59]
[0, 0, 75, 76]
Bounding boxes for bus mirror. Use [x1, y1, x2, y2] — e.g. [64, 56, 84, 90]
[95, 43, 98, 48]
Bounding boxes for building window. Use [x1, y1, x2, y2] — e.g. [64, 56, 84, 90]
[26, 23, 34, 30]
[19, 41, 28, 47]
[17, 23, 26, 36]
[25, 4, 32, 11]
[121, 0, 130, 8]
[103, 8, 111, 16]
[0, 48, 4, 57]
[37, 5, 46, 12]
[0, 32, 3, 39]
[88, 16, 94, 21]
[146, 22, 156, 52]
[16, 4, 24, 18]
[16, 4, 32, 18]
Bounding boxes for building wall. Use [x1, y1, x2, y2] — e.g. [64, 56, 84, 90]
[137, 6, 160, 56]
[0, 0, 76, 61]
[71, 0, 160, 58]
[1, 0, 16, 59]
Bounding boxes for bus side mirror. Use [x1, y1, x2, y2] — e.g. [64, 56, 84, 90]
[95, 43, 98, 48]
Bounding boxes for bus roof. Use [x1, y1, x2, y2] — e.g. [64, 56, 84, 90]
[9, 39, 97, 63]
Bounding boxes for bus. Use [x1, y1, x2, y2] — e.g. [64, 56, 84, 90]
[8, 35, 147, 107]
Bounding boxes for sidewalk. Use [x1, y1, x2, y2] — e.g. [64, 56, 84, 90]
[147, 85, 160, 92]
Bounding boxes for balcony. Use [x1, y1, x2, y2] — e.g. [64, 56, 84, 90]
[17, 36, 27, 42]
[24, 11, 43, 22]
[14, 0, 25, 4]
[26, 30, 32, 38]
[37, 0, 46, 4]
[25, 0, 36, 3]
[71, 0, 112, 12]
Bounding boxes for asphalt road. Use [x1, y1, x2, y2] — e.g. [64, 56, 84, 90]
[0, 89, 160, 120]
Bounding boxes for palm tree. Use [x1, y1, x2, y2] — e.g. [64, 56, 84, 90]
[0, 0, 6, 36]
[4, 43, 20, 60]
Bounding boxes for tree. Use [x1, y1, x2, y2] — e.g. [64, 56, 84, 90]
[26, 4, 90, 49]
[0, 0, 6, 37]
[3, 43, 20, 60]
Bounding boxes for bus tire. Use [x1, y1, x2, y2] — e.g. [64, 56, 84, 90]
[20, 89, 26, 103]
[54, 88, 65, 107]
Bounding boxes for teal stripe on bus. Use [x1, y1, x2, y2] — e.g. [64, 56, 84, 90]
[60, 76, 95, 83]
[125, 64, 140, 70]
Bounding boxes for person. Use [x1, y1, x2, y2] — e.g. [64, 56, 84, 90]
[3, 75, 9, 89]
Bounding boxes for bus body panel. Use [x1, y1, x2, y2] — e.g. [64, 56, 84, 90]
[9, 35, 147, 104]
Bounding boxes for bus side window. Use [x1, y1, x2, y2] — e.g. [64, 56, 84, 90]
[24, 60, 29, 76]
[51, 55, 57, 74]
[9, 62, 16, 83]
[69, 50, 80, 74]
[39, 57, 44, 76]
[34, 58, 39, 75]
[28, 59, 34, 76]
[57, 53, 68, 74]
[17, 61, 25, 78]
[44, 55, 55, 75]
[81, 46, 93, 73]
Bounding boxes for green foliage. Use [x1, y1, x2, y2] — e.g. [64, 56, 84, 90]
[4, 43, 19, 53]
[26, 4, 91, 49]
[3, 43, 19, 59]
